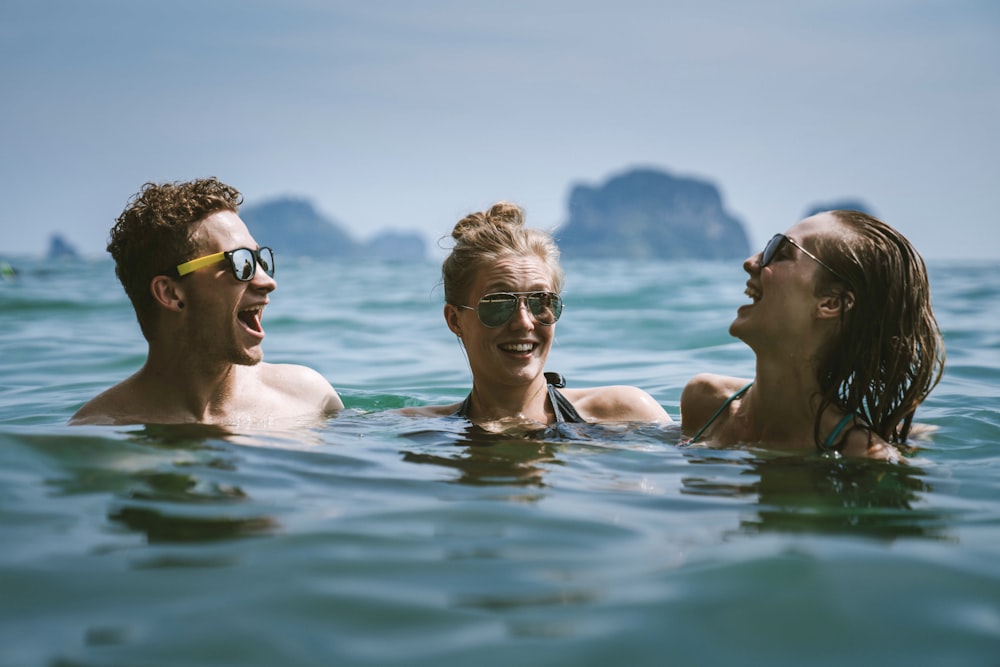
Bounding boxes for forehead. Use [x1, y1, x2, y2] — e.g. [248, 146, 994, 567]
[785, 211, 843, 243]
[470, 255, 555, 295]
[190, 210, 257, 251]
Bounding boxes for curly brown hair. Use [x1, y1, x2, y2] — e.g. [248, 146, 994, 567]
[441, 202, 565, 307]
[108, 177, 242, 340]
[811, 210, 945, 447]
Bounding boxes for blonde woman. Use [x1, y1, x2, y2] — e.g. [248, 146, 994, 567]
[404, 202, 670, 432]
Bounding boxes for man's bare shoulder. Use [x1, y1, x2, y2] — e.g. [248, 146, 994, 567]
[258, 362, 344, 413]
[69, 377, 150, 425]
[69, 394, 118, 425]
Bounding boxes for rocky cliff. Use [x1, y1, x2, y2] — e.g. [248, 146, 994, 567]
[555, 168, 750, 260]
[240, 198, 427, 261]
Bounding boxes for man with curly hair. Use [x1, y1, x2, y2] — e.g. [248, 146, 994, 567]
[71, 177, 343, 426]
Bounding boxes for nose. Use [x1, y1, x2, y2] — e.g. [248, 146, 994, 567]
[743, 252, 760, 274]
[251, 259, 277, 292]
[508, 295, 534, 329]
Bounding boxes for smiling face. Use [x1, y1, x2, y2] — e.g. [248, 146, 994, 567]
[729, 212, 846, 350]
[445, 254, 558, 390]
[179, 210, 277, 366]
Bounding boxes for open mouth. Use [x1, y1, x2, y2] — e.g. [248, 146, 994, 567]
[744, 283, 761, 303]
[238, 305, 265, 336]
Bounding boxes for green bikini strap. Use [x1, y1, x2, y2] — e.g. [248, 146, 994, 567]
[685, 382, 753, 445]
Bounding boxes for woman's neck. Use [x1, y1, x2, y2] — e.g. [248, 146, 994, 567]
[738, 353, 826, 445]
[466, 375, 552, 425]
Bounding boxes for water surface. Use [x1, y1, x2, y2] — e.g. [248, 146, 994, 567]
[1, 257, 997, 666]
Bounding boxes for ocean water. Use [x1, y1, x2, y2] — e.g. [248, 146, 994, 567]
[1, 256, 998, 667]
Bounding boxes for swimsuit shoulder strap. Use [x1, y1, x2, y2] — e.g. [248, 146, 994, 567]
[547, 384, 587, 424]
[821, 411, 858, 452]
[451, 394, 473, 419]
[686, 382, 753, 444]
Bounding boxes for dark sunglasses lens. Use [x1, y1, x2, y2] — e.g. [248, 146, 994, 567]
[528, 293, 562, 325]
[230, 249, 255, 281]
[228, 248, 275, 281]
[258, 247, 275, 277]
[761, 234, 785, 267]
[478, 294, 518, 327]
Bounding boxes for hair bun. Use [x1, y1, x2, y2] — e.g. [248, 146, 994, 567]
[451, 201, 525, 242]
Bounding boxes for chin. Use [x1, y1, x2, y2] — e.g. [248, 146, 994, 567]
[727, 318, 744, 339]
[728, 321, 758, 349]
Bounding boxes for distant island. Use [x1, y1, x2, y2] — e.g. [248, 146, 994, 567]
[27, 167, 878, 262]
[555, 168, 751, 260]
[240, 197, 427, 262]
[47, 233, 81, 261]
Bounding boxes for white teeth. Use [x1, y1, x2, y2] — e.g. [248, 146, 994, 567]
[745, 286, 761, 302]
[501, 343, 534, 353]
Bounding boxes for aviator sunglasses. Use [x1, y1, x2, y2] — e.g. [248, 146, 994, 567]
[760, 234, 851, 286]
[175, 247, 275, 282]
[456, 291, 564, 328]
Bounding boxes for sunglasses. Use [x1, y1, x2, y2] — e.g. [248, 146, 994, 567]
[760, 234, 851, 286]
[456, 291, 564, 328]
[175, 247, 275, 282]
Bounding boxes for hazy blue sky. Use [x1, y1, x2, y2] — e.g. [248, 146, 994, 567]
[3, 0, 998, 259]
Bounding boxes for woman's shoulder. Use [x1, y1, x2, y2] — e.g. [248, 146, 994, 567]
[840, 426, 903, 462]
[561, 385, 671, 423]
[680, 374, 751, 433]
[682, 374, 750, 403]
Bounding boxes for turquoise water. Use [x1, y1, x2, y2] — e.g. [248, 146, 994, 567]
[1, 257, 998, 666]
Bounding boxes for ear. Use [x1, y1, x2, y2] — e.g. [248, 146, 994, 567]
[816, 290, 854, 320]
[150, 275, 186, 312]
[444, 303, 463, 337]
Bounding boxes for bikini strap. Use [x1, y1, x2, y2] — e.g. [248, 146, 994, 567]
[547, 385, 587, 424]
[451, 394, 473, 419]
[685, 382, 753, 445]
[820, 412, 857, 452]
[544, 372, 566, 388]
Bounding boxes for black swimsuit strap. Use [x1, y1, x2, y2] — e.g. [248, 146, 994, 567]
[547, 384, 586, 424]
[452, 394, 474, 419]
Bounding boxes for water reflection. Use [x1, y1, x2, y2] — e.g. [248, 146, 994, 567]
[398, 417, 679, 487]
[108, 506, 278, 543]
[20, 425, 282, 546]
[106, 425, 282, 544]
[400, 422, 565, 487]
[682, 450, 953, 540]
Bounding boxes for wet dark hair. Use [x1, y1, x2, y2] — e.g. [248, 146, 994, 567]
[811, 210, 945, 446]
[441, 201, 565, 306]
[108, 177, 242, 340]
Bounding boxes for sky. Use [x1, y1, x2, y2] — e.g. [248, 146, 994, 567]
[3, 0, 998, 260]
